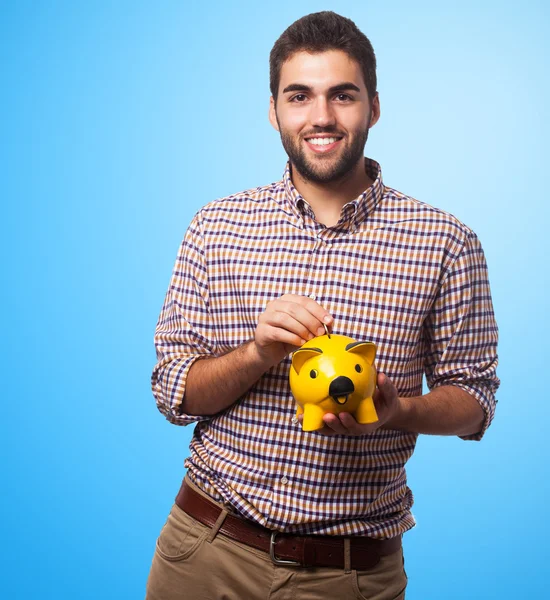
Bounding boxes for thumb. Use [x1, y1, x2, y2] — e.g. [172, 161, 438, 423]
[378, 371, 388, 388]
[376, 372, 393, 403]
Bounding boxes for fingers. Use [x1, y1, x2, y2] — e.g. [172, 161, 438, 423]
[298, 412, 376, 437]
[324, 412, 375, 436]
[268, 310, 317, 343]
[277, 295, 333, 337]
[322, 413, 349, 435]
[261, 295, 333, 341]
[262, 324, 307, 347]
[297, 413, 340, 436]
[254, 294, 334, 365]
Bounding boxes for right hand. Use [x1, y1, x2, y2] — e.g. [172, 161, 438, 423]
[252, 294, 334, 367]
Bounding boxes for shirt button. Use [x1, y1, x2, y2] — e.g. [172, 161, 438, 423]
[309, 294, 316, 300]
[291, 416, 299, 424]
[280, 476, 289, 484]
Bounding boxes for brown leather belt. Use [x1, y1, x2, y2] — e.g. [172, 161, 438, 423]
[175, 478, 401, 569]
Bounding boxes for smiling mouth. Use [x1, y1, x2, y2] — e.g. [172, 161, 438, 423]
[332, 394, 350, 405]
[304, 136, 343, 153]
[305, 136, 343, 146]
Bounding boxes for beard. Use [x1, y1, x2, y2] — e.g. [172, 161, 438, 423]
[277, 113, 371, 184]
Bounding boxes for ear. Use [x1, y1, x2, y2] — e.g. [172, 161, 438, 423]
[345, 341, 376, 365]
[291, 347, 322, 374]
[368, 92, 381, 129]
[269, 96, 280, 131]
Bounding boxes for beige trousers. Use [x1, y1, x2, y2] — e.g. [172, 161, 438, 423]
[146, 480, 408, 600]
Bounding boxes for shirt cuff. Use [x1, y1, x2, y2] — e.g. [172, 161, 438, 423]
[154, 354, 212, 426]
[442, 381, 497, 442]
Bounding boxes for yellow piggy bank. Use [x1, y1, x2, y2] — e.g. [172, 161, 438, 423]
[289, 334, 378, 432]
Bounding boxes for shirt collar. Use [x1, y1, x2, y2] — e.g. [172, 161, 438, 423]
[282, 157, 384, 231]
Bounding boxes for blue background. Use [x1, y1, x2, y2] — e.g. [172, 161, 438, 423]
[2, 1, 548, 598]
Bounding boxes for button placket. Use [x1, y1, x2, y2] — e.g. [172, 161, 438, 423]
[307, 237, 331, 314]
[304, 237, 321, 299]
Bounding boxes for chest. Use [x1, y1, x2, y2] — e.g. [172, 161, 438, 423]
[205, 223, 446, 354]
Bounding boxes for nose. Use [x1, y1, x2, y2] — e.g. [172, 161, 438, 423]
[329, 376, 355, 399]
[310, 97, 336, 128]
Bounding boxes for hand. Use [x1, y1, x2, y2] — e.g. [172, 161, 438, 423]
[298, 372, 402, 436]
[253, 294, 333, 367]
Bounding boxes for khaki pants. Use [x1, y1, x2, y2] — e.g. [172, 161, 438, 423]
[146, 481, 408, 600]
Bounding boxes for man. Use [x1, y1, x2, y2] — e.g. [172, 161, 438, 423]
[146, 11, 499, 600]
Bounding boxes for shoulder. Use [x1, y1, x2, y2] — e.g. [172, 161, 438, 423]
[197, 181, 284, 220]
[380, 184, 476, 242]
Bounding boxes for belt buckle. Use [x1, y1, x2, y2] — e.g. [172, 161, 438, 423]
[270, 532, 301, 566]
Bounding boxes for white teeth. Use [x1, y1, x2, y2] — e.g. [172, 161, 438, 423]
[307, 137, 339, 145]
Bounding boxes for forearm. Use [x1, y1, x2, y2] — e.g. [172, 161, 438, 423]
[388, 385, 485, 437]
[182, 340, 273, 416]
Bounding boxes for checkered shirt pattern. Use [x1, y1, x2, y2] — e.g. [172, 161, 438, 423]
[151, 157, 499, 538]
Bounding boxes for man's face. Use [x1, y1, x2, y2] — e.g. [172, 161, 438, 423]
[269, 50, 380, 184]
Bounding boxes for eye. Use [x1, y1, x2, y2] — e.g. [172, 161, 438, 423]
[310, 369, 318, 379]
[335, 93, 352, 102]
[290, 94, 308, 103]
[355, 364, 363, 373]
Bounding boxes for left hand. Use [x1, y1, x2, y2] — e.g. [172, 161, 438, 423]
[298, 372, 402, 436]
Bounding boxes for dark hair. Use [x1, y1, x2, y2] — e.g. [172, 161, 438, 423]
[269, 11, 377, 103]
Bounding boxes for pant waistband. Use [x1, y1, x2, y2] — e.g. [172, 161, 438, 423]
[175, 477, 401, 569]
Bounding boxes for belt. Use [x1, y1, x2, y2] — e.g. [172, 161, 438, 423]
[175, 479, 401, 569]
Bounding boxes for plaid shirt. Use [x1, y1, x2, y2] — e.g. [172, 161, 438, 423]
[151, 158, 499, 538]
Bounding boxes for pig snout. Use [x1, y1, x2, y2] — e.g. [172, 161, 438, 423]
[329, 376, 355, 404]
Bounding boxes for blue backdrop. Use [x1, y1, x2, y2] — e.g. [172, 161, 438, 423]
[2, 1, 548, 598]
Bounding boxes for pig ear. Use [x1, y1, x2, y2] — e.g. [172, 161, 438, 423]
[345, 341, 376, 365]
[291, 347, 323, 374]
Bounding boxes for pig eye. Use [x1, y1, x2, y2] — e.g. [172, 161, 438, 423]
[310, 369, 318, 379]
[355, 364, 363, 373]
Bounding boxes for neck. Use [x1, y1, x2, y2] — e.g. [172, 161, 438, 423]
[291, 159, 373, 226]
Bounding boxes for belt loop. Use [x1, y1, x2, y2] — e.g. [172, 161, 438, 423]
[344, 538, 351, 573]
[206, 507, 229, 543]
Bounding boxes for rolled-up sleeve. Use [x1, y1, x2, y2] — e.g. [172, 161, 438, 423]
[423, 230, 500, 441]
[151, 211, 215, 425]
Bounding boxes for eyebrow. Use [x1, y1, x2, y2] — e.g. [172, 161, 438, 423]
[282, 82, 361, 94]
